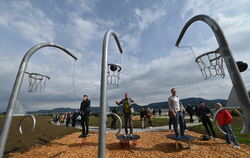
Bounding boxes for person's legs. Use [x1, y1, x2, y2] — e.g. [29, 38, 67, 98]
[114, 118, 117, 130]
[223, 124, 239, 146]
[190, 114, 193, 123]
[128, 114, 133, 134]
[124, 114, 128, 134]
[81, 115, 86, 134]
[202, 120, 211, 136]
[178, 112, 185, 135]
[207, 119, 217, 138]
[141, 118, 144, 129]
[221, 125, 231, 144]
[169, 117, 172, 130]
[111, 117, 115, 129]
[172, 115, 179, 137]
[85, 114, 89, 135]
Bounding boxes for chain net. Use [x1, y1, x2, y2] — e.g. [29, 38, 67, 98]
[107, 64, 122, 87]
[195, 49, 225, 80]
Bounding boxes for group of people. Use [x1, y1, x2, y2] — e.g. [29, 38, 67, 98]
[139, 107, 153, 129]
[53, 111, 82, 127]
[55, 89, 240, 149]
[168, 88, 240, 149]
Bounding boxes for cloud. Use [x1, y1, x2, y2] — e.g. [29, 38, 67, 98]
[0, 0, 55, 43]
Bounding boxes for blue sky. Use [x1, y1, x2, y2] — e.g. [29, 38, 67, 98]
[1, 0, 250, 112]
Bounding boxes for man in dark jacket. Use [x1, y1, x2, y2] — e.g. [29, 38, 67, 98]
[116, 93, 136, 138]
[197, 101, 217, 138]
[79, 95, 91, 138]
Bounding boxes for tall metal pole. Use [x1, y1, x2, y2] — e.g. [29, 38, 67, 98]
[98, 30, 123, 158]
[175, 14, 250, 132]
[0, 43, 77, 158]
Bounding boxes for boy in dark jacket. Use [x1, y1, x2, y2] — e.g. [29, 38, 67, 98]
[79, 95, 91, 138]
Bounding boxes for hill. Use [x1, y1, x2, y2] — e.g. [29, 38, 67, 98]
[28, 97, 227, 114]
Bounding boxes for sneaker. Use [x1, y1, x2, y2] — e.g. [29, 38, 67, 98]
[129, 134, 133, 138]
[176, 136, 181, 140]
[233, 145, 240, 149]
[78, 133, 85, 138]
[149, 126, 152, 129]
[85, 134, 89, 137]
[181, 134, 188, 139]
[123, 134, 127, 138]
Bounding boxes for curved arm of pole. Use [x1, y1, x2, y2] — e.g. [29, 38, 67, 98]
[175, 14, 229, 49]
[23, 43, 78, 62]
[214, 107, 245, 135]
[107, 112, 122, 136]
[13, 114, 36, 134]
[104, 30, 123, 54]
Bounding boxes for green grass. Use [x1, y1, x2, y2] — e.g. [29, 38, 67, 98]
[188, 117, 250, 145]
[0, 115, 79, 157]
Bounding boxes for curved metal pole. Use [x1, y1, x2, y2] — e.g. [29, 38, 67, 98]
[107, 112, 122, 136]
[175, 15, 250, 132]
[0, 43, 78, 158]
[214, 107, 245, 135]
[99, 30, 123, 158]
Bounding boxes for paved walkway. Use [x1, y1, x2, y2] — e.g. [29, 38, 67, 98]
[52, 119, 202, 133]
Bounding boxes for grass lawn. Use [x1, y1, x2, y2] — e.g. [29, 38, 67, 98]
[0, 115, 79, 156]
[188, 117, 250, 145]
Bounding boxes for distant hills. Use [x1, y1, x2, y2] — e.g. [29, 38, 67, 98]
[28, 97, 227, 114]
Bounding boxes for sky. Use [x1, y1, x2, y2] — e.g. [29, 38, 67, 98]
[1, 0, 250, 113]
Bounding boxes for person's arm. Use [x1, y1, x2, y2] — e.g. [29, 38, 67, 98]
[206, 108, 212, 117]
[168, 97, 174, 111]
[130, 98, 136, 106]
[168, 97, 176, 118]
[180, 100, 188, 116]
[115, 99, 123, 105]
[80, 102, 83, 112]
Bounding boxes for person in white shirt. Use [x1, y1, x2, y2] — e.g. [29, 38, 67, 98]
[168, 88, 188, 140]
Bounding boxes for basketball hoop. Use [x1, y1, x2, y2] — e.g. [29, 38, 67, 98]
[195, 48, 225, 80]
[107, 63, 122, 86]
[26, 72, 50, 93]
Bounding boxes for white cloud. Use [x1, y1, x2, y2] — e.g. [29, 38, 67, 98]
[0, 0, 55, 43]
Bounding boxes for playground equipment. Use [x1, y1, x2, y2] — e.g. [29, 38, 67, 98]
[166, 134, 195, 150]
[26, 72, 50, 93]
[175, 15, 250, 134]
[107, 111, 122, 136]
[107, 63, 122, 87]
[98, 30, 123, 158]
[12, 113, 36, 134]
[0, 43, 78, 158]
[116, 134, 140, 149]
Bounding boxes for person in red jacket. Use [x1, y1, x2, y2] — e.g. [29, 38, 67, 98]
[215, 103, 240, 149]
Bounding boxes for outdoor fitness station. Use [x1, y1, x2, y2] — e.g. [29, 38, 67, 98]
[0, 43, 78, 158]
[0, 14, 250, 158]
[175, 15, 250, 134]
